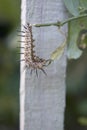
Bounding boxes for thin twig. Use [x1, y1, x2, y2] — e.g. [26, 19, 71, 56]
[32, 14, 87, 27]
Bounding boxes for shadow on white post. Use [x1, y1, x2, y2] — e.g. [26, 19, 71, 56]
[20, 0, 67, 130]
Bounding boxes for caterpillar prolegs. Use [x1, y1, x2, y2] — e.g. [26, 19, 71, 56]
[18, 23, 51, 75]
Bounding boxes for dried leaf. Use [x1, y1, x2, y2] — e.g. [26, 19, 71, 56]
[51, 40, 66, 60]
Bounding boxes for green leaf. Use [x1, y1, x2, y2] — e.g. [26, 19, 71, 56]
[63, 0, 87, 16]
[67, 17, 87, 59]
[63, 0, 87, 59]
[63, 0, 80, 16]
[51, 40, 66, 60]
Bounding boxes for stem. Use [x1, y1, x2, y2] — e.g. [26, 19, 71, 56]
[61, 14, 87, 26]
[33, 14, 87, 27]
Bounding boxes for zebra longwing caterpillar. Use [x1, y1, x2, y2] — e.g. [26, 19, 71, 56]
[18, 23, 51, 75]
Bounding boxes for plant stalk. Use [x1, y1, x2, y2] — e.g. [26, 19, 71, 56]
[32, 14, 87, 27]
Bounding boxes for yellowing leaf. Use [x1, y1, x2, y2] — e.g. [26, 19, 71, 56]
[51, 41, 66, 60]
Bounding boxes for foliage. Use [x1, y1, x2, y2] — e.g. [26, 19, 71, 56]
[64, 1, 87, 128]
[64, 0, 87, 59]
[51, 0, 87, 60]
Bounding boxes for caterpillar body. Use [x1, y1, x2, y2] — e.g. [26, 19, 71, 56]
[18, 23, 51, 75]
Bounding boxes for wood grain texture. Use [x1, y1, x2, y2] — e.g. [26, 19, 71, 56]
[20, 0, 67, 130]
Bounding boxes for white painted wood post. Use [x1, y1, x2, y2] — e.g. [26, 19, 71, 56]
[20, 0, 67, 130]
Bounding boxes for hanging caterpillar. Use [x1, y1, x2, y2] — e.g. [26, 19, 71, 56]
[18, 23, 51, 75]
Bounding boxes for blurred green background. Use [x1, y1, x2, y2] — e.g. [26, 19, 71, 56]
[65, 50, 87, 130]
[0, 0, 87, 130]
[0, 0, 20, 130]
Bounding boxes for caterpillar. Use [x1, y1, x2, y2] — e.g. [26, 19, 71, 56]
[18, 23, 51, 75]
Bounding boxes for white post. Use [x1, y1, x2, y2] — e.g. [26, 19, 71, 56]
[20, 0, 67, 130]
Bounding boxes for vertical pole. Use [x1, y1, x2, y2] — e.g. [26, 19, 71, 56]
[20, 0, 67, 130]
